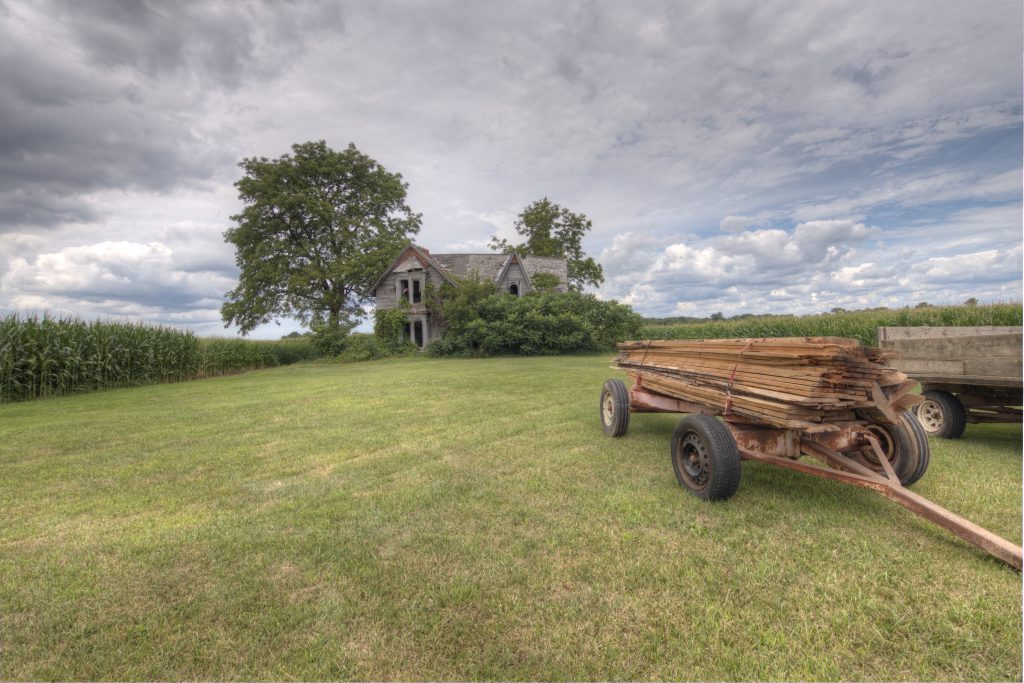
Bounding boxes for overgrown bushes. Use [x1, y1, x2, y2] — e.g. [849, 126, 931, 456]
[335, 333, 418, 362]
[426, 283, 644, 356]
[374, 306, 414, 354]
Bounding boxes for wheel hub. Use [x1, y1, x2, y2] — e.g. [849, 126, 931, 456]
[861, 425, 897, 467]
[602, 393, 614, 425]
[918, 400, 944, 432]
[679, 432, 710, 489]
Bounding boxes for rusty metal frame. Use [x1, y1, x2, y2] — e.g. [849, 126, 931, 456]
[629, 384, 1024, 570]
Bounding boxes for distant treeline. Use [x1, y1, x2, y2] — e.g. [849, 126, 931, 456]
[0, 314, 318, 404]
[638, 303, 1022, 347]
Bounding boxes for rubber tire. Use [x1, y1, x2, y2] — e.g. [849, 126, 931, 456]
[670, 415, 741, 501]
[863, 420, 918, 486]
[600, 379, 630, 437]
[898, 410, 930, 487]
[916, 390, 967, 439]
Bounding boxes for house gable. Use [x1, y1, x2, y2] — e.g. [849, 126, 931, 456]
[495, 253, 531, 295]
[366, 244, 456, 299]
[368, 245, 569, 348]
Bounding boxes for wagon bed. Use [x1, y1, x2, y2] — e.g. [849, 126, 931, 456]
[600, 373, 1023, 571]
[878, 326, 1023, 438]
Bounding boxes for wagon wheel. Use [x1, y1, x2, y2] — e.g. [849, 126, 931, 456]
[599, 379, 630, 437]
[898, 410, 930, 486]
[915, 390, 967, 439]
[670, 415, 741, 501]
[856, 421, 920, 486]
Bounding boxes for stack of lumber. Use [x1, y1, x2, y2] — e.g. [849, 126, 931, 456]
[616, 337, 923, 431]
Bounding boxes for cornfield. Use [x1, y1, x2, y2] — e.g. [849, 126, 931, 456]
[0, 314, 317, 403]
[639, 303, 1023, 346]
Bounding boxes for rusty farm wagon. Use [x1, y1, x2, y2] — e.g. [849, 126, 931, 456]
[599, 337, 1022, 570]
[877, 326, 1023, 438]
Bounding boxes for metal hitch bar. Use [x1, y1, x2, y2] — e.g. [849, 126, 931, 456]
[732, 427, 1023, 570]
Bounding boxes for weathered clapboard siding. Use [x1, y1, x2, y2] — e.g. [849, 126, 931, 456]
[426, 266, 447, 290]
[374, 272, 398, 309]
[877, 326, 1021, 341]
[498, 262, 528, 294]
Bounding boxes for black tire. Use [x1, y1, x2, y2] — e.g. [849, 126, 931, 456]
[862, 421, 919, 486]
[915, 390, 967, 439]
[898, 410, 930, 487]
[600, 379, 630, 437]
[670, 415, 741, 501]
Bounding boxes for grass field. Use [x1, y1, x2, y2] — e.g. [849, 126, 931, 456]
[1, 356, 1021, 680]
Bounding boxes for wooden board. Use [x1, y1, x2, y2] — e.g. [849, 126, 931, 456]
[876, 326, 1023, 387]
[617, 337, 917, 429]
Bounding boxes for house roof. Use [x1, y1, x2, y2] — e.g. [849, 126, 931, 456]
[367, 244, 568, 295]
[431, 253, 568, 285]
[429, 253, 508, 280]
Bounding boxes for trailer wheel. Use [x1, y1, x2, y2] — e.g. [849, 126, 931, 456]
[861, 421, 919, 486]
[670, 416, 741, 501]
[600, 379, 630, 437]
[898, 410, 930, 486]
[916, 390, 967, 439]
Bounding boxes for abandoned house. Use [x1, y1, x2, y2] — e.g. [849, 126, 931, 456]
[368, 244, 569, 349]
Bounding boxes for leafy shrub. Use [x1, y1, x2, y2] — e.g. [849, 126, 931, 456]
[374, 306, 410, 352]
[337, 333, 388, 362]
[429, 288, 643, 357]
[311, 322, 351, 357]
[334, 333, 419, 363]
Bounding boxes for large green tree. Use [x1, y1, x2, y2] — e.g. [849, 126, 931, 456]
[489, 197, 604, 290]
[221, 141, 421, 335]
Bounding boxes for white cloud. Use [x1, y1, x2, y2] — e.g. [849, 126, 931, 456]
[2, 239, 236, 331]
[0, 1, 1020, 332]
[599, 215, 1021, 318]
[913, 246, 1023, 285]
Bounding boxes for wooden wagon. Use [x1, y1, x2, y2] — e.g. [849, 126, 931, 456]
[599, 350, 1023, 570]
[878, 326, 1023, 438]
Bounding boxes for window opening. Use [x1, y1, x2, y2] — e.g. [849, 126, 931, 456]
[403, 323, 412, 344]
[509, 283, 519, 296]
[413, 320, 424, 348]
[412, 280, 422, 304]
[399, 279, 410, 302]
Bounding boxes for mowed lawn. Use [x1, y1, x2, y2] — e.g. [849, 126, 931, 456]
[1, 355, 1021, 681]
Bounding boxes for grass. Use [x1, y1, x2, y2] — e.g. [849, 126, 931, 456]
[1, 356, 1020, 680]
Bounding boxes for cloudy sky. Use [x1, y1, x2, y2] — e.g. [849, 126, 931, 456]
[1, 0, 1021, 338]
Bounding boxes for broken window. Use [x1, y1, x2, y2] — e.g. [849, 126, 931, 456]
[412, 280, 422, 304]
[399, 279, 410, 303]
[413, 320, 424, 348]
[403, 322, 412, 343]
[508, 282, 519, 296]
